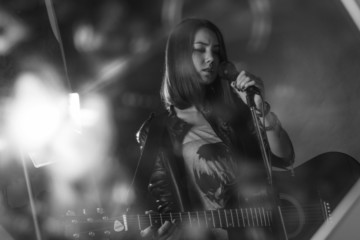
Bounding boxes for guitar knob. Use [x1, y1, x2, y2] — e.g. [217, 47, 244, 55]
[88, 231, 95, 237]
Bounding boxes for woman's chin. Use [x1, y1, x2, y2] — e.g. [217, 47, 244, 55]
[200, 76, 216, 85]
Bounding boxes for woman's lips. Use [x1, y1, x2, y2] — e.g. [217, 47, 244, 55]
[203, 67, 213, 72]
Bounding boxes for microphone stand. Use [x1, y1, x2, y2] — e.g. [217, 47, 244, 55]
[246, 93, 288, 240]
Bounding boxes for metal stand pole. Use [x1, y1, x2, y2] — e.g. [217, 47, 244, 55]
[246, 93, 288, 240]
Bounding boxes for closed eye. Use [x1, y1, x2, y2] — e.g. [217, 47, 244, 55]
[193, 48, 206, 53]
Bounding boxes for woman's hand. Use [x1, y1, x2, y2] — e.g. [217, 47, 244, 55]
[140, 211, 182, 240]
[230, 70, 264, 109]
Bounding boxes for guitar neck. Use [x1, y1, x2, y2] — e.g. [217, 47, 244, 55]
[118, 207, 273, 232]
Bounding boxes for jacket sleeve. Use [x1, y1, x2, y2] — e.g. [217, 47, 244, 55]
[136, 114, 178, 213]
[148, 156, 178, 213]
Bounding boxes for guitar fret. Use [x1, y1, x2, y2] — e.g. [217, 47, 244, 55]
[262, 208, 267, 226]
[230, 209, 234, 227]
[137, 214, 141, 230]
[246, 209, 250, 227]
[211, 210, 215, 228]
[204, 211, 208, 227]
[258, 208, 263, 226]
[266, 211, 271, 225]
[240, 208, 245, 227]
[254, 208, 259, 226]
[250, 208, 255, 226]
[149, 213, 153, 227]
[197, 212, 200, 226]
[235, 209, 240, 227]
[224, 209, 229, 227]
[218, 209, 222, 227]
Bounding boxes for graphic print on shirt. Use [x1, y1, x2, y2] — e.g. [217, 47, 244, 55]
[194, 142, 237, 209]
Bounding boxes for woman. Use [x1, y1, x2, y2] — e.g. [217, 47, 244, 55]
[137, 18, 294, 240]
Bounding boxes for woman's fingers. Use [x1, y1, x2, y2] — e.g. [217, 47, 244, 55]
[244, 80, 256, 89]
[232, 70, 265, 107]
[140, 218, 181, 240]
[158, 220, 181, 240]
[140, 226, 155, 239]
[157, 220, 172, 236]
[236, 71, 264, 93]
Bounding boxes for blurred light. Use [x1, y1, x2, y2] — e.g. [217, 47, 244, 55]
[98, 58, 127, 82]
[131, 36, 150, 54]
[79, 109, 98, 127]
[51, 94, 113, 180]
[29, 151, 56, 168]
[0, 138, 7, 152]
[5, 72, 68, 152]
[111, 183, 135, 206]
[73, 23, 103, 52]
[162, 0, 184, 28]
[47, 93, 115, 209]
[81, 58, 128, 94]
[69, 93, 82, 133]
[248, 0, 272, 51]
[0, 8, 28, 55]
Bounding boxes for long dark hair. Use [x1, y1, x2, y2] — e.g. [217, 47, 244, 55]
[161, 18, 236, 110]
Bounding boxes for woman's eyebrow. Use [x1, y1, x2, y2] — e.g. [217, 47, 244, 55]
[194, 42, 220, 47]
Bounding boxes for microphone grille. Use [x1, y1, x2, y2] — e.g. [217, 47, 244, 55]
[219, 61, 238, 81]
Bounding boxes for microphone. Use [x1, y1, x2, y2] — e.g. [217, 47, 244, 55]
[218, 61, 261, 95]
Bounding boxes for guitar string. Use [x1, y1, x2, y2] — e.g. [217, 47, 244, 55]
[74, 203, 323, 216]
[71, 216, 327, 235]
[71, 215, 325, 226]
[72, 205, 328, 227]
[77, 207, 323, 221]
[73, 215, 327, 226]
[74, 208, 324, 222]
[72, 215, 326, 230]
[71, 217, 327, 235]
[71, 211, 327, 234]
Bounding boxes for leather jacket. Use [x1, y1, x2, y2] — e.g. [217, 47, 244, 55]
[136, 102, 295, 215]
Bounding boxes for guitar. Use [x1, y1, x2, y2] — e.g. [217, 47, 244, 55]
[65, 206, 275, 239]
[65, 152, 360, 240]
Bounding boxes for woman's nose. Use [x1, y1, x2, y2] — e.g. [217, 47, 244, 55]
[205, 51, 214, 63]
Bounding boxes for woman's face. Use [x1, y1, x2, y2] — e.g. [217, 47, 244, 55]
[192, 28, 220, 84]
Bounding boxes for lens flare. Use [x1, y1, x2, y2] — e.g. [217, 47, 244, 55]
[5, 72, 68, 152]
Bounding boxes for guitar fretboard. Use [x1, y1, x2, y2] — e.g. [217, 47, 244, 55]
[121, 207, 273, 231]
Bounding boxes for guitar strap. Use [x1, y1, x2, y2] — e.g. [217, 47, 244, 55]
[127, 112, 168, 208]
